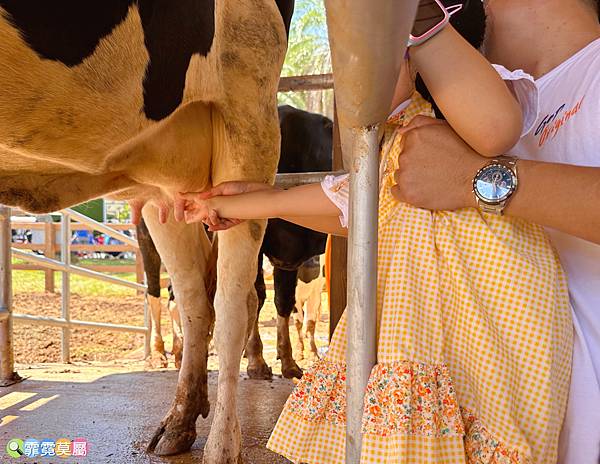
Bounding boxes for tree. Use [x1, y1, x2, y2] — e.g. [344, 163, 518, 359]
[278, 0, 333, 117]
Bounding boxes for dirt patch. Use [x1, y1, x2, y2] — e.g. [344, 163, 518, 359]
[13, 287, 330, 376]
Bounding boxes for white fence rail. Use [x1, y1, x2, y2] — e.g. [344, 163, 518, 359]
[0, 206, 150, 375]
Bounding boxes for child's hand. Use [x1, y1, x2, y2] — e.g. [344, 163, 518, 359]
[178, 192, 245, 231]
[178, 181, 273, 231]
[178, 193, 216, 224]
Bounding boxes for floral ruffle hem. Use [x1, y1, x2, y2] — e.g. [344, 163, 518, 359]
[280, 359, 530, 463]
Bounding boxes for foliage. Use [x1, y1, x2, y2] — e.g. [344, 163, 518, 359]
[278, 0, 333, 118]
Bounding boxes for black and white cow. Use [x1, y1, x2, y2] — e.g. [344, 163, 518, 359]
[0, 2, 294, 462]
[246, 105, 332, 379]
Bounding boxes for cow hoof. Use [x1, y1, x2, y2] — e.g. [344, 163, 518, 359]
[147, 422, 196, 456]
[282, 362, 303, 379]
[146, 352, 168, 369]
[202, 453, 243, 464]
[247, 363, 273, 380]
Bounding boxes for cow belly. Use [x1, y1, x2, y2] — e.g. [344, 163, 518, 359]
[0, 5, 149, 171]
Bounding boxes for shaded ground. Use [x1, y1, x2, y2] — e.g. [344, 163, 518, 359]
[2, 364, 293, 463]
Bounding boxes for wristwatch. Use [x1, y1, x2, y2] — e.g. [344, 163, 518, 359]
[472, 157, 518, 215]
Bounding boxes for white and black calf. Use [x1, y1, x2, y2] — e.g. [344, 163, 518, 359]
[246, 105, 332, 380]
[0, 2, 294, 462]
[293, 255, 325, 362]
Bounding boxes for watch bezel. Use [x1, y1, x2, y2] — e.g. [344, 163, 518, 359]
[472, 162, 518, 205]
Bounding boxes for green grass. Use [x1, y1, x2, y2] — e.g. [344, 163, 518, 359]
[12, 257, 140, 297]
[77, 257, 136, 266]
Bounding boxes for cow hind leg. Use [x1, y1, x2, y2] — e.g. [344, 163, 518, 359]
[142, 206, 213, 456]
[245, 253, 273, 379]
[274, 268, 303, 379]
[137, 220, 168, 368]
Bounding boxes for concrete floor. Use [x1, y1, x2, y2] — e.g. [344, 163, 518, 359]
[0, 363, 294, 463]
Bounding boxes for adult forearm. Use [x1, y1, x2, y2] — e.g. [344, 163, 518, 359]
[504, 160, 600, 243]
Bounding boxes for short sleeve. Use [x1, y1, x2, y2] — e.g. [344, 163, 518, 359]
[493, 64, 539, 136]
[321, 173, 350, 227]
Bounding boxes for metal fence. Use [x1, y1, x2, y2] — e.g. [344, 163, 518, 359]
[1, 206, 150, 373]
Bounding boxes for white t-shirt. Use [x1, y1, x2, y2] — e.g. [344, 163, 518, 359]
[506, 37, 600, 464]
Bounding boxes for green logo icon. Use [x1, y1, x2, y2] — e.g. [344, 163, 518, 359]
[6, 439, 24, 458]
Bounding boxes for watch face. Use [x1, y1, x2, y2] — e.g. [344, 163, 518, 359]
[474, 164, 516, 203]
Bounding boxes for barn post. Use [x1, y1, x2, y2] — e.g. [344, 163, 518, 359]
[323, 1, 418, 461]
[0, 206, 21, 386]
[328, 104, 348, 339]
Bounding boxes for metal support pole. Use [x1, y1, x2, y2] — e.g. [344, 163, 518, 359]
[345, 127, 379, 460]
[61, 211, 71, 363]
[0, 206, 21, 386]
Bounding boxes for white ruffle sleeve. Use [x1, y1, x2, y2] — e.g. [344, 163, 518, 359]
[493, 64, 540, 136]
[320, 173, 350, 227]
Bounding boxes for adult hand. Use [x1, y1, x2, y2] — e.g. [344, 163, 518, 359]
[392, 115, 486, 210]
[196, 181, 272, 199]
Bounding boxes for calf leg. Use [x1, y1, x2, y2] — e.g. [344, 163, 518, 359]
[306, 279, 324, 361]
[168, 298, 184, 370]
[143, 206, 213, 456]
[137, 220, 168, 368]
[148, 296, 167, 368]
[203, 221, 266, 464]
[274, 267, 303, 379]
[294, 296, 305, 361]
[245, 252, 272, 379]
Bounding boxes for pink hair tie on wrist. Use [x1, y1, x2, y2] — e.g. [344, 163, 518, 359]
[407, 1, 464, 47]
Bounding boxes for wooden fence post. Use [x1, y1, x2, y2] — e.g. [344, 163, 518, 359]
[44, 221, 56, 293]
[329, 104, 348, 339]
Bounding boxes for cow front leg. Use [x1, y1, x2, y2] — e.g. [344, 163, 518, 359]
[274, 268, 303, 379]
[245, 253, 273, 379]
[203, 221, 264, 464]
[143, 207, 213, 456]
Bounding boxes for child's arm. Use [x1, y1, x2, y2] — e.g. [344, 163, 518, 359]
[280, 216, 348, 237]
[182, 183, 348, 236]
[410, 25, 523, 156]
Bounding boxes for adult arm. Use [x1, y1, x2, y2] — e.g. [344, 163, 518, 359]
[392, 119, 600, 244]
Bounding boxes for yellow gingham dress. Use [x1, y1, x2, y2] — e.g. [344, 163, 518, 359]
[267, 94, 572, 464]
